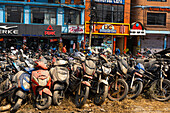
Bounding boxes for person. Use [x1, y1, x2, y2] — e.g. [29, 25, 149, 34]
[22, 43, 28, 54]
[115, 47, 120, 56]
[62, 45, 67, 53]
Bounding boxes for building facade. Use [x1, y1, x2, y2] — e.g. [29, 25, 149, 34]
[0, 0, 85, 52]
[130, 0, 170, 53]
[85, 0, 131, 54]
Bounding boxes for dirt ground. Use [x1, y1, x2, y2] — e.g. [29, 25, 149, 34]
[2, 93, 169, 113]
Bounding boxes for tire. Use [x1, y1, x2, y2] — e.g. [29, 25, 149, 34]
[10, 98, 23, 112]
[94, 84, 108, 105]
[108, 79, 129, 101]
[75, 85, 89, 108]
[127, 80, 143, 99]
[53, 90, 64, 106]
[35, 93, 52, 110]
[150, 79, 170, 101]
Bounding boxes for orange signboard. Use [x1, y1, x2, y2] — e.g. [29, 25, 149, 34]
[0, 38, 4, 41]
[85, 22, 130, 36]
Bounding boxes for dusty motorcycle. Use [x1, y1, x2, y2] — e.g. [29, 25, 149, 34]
[68, 52, 92, 108]
[88, 53, 110, 105]
[108, 56, 129, 101]
[31, 60, 52, 110]
[6, 55, 31, 112]
[50, 57, 69, 105]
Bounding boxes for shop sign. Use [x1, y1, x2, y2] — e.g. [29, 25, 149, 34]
[0, 25, 18, 35]
[99, 24, 116, 33]
[68, 25, 84, 34]
[44, 25, 55, 36]
[0, 38, 4, 41]
[50, 39, 57, 42]
[149, 7, 170, 12]
[95, 0, 124, 4]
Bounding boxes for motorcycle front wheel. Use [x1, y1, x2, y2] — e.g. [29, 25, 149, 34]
[127, 80, 143, 99]
[150, 79, 170, 101]
[53, 90, 64, 106]
[108, 79, 129, 101]
[75, 85, 89, 108]
[94, 84, 108, 105]
[35, 93, 52, 110]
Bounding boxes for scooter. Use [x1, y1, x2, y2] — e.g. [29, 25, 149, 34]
[50, 56, 69, 105]
[31, 60, 52, 110]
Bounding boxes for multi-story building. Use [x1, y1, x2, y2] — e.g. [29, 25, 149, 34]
[0, 0, 85, 52]
[85, 0, 131, 54]
[130, 0, 170, 54]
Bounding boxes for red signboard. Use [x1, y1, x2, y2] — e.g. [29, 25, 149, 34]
[44, 25, 55, 36]
[0, 38, 4, 41]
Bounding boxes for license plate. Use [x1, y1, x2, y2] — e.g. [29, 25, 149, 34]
[39, 79, 47, 86]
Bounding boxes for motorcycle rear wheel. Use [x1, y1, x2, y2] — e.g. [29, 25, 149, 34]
[94, 84, 108, 105]
[35, 93, 52, 110]
[150, 79, 170, 101]
[127, 80, 143, 99]
[108, 79, 129, 101]
[75, 85, 89, 108]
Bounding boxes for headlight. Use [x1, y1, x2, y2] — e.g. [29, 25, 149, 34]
[164, 65, 169, 72]
[102, 66, 111, 75]
[23, 79, 30, 90]
[39, 79, 47, 86]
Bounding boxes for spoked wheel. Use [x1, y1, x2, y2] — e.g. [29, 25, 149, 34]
[127, 80, 143, 99]
[53, 90, 65, 106]
[108, 79, 128, 101]
[75, 85, 89, 108]
[150, 79, 170, 101]
[94, 84, 108, 105]
[36, 93, 52, 110]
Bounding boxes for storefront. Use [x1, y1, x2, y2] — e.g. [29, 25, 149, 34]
[85, 22, 130, 54]
[129, 22, 146, 54]
[0, 23, 61, 51]
[61, 25, 84, 53]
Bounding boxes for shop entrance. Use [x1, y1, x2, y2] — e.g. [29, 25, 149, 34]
[116, 37, 124, 54]
[62, 38, 77, 53]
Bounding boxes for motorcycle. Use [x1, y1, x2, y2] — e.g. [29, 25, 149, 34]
[31, 60, 52, 110]
[108, 55, 129, 101]
[89, 52, 110, 105]
[68, 52, 92, 108]
[6, 55, 31, 112]
[50, 56, 69, 105]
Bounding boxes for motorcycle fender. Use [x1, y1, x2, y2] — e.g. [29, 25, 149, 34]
[99, 79, 108, 86]
[53, 83, 65, 91]
[42, 88, 52, 96]
[135, 78, 143, 82]
[81, 81, 91, 87]
[16, 90, 26, 99]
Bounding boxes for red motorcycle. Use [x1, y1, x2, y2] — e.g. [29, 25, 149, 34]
[31, 60, 52, 110]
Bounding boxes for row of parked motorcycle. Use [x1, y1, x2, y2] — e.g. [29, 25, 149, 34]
[0, 48, 169, 112]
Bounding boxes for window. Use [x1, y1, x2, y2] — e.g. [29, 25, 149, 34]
[64, 9, 81, 25]
[96, 4, 124, 23]
[31, 7, 56, 25]
[147, 0, 167, 1]
[6, 6, 23, 23]
[147, 13, 166, 26]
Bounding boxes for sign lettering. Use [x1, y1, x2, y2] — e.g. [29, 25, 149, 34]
[44, 25, 56, 36]
[0, 25, 18, 35]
